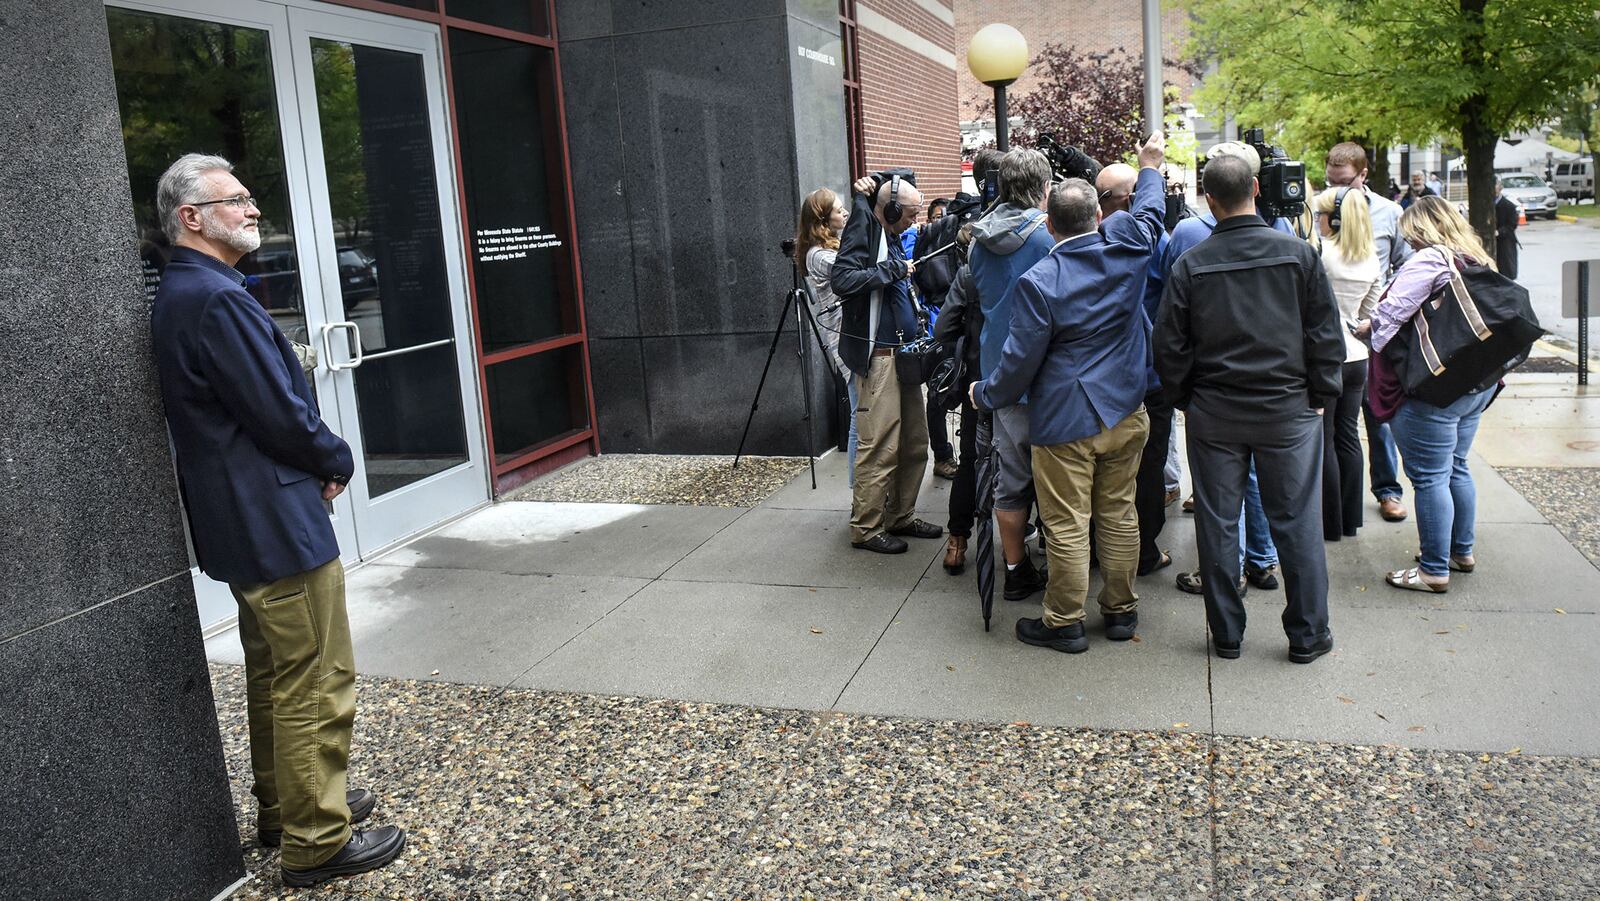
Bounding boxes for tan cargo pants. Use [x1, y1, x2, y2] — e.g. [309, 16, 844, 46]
[231, 558, 355, 869]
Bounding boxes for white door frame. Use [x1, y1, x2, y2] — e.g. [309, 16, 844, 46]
[107, 0, 489, 630]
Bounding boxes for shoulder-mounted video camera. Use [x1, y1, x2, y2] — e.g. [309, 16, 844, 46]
[1195, 128, 1306, 221]
[1241, 127, 1305, 220]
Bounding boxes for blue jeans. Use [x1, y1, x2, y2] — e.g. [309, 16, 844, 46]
[1362, 398, 1404, 502]
[1389, 390, 1495, 576]
[1241, 462, 1278, 569]
[847, 378, 859, 487]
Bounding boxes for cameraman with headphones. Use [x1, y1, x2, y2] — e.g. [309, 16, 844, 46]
[831, 170, 944, 554]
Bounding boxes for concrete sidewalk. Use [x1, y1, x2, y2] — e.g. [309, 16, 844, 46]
[207, 392, 1600, 758]
[205, 371, 1600, 898]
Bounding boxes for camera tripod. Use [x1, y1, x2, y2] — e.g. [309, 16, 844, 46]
[731, 253, 833, 490]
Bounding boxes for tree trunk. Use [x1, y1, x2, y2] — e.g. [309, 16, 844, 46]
[1370, 143, 1391, 197]
[1459, 0, 1495, 249]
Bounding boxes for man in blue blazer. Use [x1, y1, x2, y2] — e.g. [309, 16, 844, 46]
[149, 154, 404, 887]
[970, 133, 1167, 654]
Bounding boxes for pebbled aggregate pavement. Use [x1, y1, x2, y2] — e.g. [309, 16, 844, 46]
[211, 666, 1600, 900]
[503, 454, 808, 507]
[1498, 467, 1600, 570]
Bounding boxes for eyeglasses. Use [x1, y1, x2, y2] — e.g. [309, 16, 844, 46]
[190, 194, 259, 210]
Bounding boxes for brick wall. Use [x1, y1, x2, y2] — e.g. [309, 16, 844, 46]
[953, 0, 1195, 125]
[856, 0, 963, 207]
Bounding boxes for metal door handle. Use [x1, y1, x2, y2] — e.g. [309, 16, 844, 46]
[321, 321, 364, 370]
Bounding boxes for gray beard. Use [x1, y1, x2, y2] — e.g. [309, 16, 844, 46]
[201, 210, 262, 254]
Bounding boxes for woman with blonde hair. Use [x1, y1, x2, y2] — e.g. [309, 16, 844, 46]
[1356, 196, 1498, 593]
[1312, 185, 1381, 540]
[795, 187, 856, 480]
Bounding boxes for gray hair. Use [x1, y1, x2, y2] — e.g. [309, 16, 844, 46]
[157, 153, 234, 242]
[998, 148, 1052, 209]
[1047, 178, 1099, 236]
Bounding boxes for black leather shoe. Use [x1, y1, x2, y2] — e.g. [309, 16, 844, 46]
[261, 789, 376, 847]
[1104, 612, 1138, 641]
[1245, 563, 1279, 590]
[1213, 639, 1241, 659]
[1003, 556, 1048, 601]
[853, 533, 908, 554]
[1176, 570, 1248, 597]
[1016, 617, 1088, 653]
[1289, 636, 1334, 665]
[280, 825, 406, 888]
[888, 518, 943, 539]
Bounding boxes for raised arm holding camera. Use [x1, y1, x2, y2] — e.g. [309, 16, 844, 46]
[830, 170, 942, 554]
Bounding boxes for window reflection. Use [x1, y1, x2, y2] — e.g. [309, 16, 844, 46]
[107, 8, 309, 343]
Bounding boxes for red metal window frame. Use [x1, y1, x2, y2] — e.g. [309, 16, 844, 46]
[839, 0, 865, 179]
[318, 0, 599, 490]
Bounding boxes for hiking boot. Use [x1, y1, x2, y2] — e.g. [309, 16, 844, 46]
[1004, 556, 1048, 601]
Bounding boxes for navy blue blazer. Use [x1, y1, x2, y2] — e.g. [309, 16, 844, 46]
[973, 167, 1166, 446]
[151, 247, 354, 585]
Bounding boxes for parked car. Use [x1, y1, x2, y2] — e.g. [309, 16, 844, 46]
[1552, 158, 1594, 200]
[1499, 173, 1558, 219]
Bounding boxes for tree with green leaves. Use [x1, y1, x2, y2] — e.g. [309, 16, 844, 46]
[1553, 78, 1599, 189]
[1180, 0, 1600, 247]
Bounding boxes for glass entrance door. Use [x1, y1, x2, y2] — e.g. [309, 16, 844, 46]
[107, 0, 487, 628]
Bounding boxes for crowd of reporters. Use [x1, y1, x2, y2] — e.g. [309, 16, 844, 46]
[795, 131, 1521, 664]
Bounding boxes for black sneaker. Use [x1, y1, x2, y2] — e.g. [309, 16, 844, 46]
[1175, 570, 1248, 597]
[888, 518, 943, 539]
[1003, 556, 1048, 601]
[853, 533, 909, 554]
[1016, 617, 1088, 653]
[1213, 639, 1242, 659]
[280, 825, 406, 888]
[261, 789, 376, 848]
[1289, 635, 1334, 665]
[1244, 563, 1279, 590]
[1104, 612, 1138, 641]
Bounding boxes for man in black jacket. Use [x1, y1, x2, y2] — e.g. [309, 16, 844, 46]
[831, 171, 943, 554]
[1153, 154, 1344, 664]
[1494, 178, 1520, 279]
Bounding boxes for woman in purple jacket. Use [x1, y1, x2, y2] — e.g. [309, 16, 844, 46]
[1356, 197, 1499, 593]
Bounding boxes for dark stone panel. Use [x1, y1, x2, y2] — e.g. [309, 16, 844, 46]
[587, 337, 653, 452]
[785, 0, 840, 33]
[558, 36, 642, 340]
[611, 19, 800, 339]
[604, 0, 783, 35]
[641, 332, 833, 456]
[787, 16, 851, 201]
[0, 0, 191, 639]
[0, 578, 243, 900]
[553, 0, 615, 42]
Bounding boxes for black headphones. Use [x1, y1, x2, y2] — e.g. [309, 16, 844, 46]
[880, 173, 903, 224]
[1328, 185, 1352, 233]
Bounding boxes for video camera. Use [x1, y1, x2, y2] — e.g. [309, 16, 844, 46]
[1195, 128, 1306, 221]
[1037, 134, 1102, 184]
[1242, 127, 1305, 219]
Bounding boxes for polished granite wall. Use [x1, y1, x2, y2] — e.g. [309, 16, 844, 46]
[558, 0, 850, 455]
[0, 3, 244, 898]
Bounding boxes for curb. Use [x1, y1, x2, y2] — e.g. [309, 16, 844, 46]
[1557, 214, 1579, 223]
[1534, 338, 1596, 372]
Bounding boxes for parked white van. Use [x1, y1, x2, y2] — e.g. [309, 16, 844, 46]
[1552, 158, 1594, 200]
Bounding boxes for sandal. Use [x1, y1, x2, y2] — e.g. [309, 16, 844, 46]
[1414, 553, 1475, 573]
[1138, 549, 1173, 576]
[1386, 567, 1449, 593]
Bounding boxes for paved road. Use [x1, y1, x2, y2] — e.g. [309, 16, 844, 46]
[1516, 218, 1600, 347]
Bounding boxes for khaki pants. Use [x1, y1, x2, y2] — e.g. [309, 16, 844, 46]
[231, 558, 356, 869]
[1032, 408, 1149, 627]
[850, 353, 929, 543]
